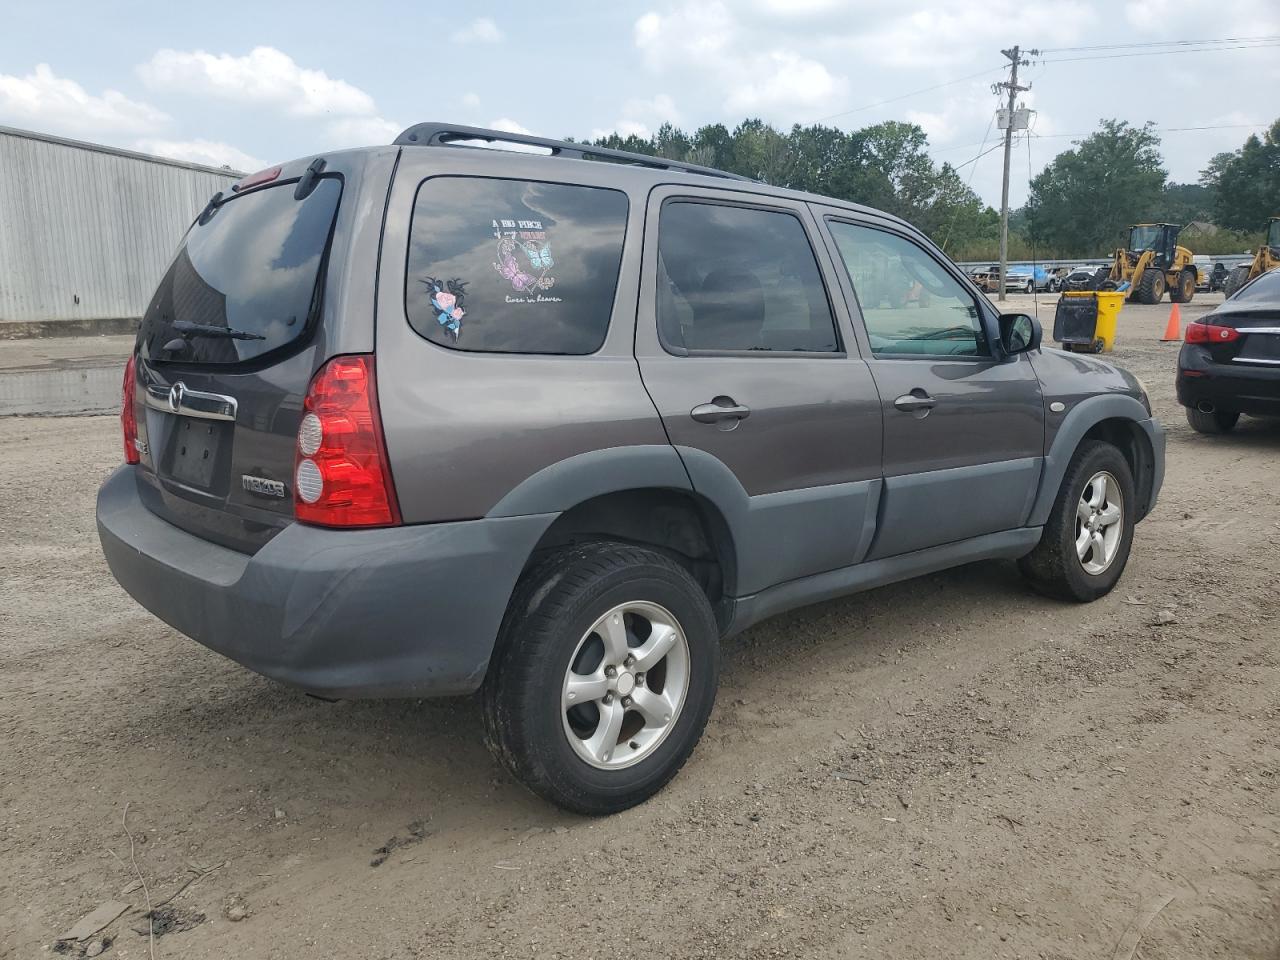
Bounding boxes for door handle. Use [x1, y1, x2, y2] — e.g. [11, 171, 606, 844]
[894, 391, 936, 414]
[690, 398, 751, 424]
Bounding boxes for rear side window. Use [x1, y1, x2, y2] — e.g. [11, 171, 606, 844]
[139, 178, 342, 365]
[656, 201, 838, 354]
[406, 177, 628, 354]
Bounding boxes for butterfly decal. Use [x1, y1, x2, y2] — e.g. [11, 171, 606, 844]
[420, 277, 467, 341]
[494, 249, 536, 292]
[519, 241, 554, 271]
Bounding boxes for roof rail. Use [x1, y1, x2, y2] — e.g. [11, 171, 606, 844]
[392, 122, 753, 182]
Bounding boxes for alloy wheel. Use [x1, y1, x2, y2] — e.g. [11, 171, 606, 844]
[1075, 471, 1124, 575]
[561, 601, 691, 770]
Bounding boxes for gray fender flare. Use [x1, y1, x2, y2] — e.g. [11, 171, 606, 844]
[1028, 394, 1156, 526]
[486, 445, 693, 517]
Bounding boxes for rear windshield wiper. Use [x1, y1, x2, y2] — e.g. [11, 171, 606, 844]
[171, 320, 266, 341]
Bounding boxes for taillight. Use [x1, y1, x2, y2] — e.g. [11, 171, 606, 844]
[1185, 321, 1239, 344]
[122, 353, 139, 465]
[293, 354, 401, 528]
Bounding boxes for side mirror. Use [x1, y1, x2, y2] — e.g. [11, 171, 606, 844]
[999, 313, 1041, 356]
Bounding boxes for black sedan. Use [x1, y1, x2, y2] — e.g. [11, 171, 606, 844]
[1177, 268, 1280, 433]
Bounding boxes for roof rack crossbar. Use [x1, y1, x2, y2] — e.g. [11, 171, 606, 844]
[393, 122, 753, 182]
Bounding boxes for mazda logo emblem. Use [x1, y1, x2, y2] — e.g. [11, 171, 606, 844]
[167, 382, 186, 413]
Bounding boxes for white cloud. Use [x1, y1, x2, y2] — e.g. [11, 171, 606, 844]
[450, 17, 503, 44]
[489, 117, 533, 136]
[461, 91, 481, 109]
[137, 46, 398, 147]
[134, 137, 262, 171]
[905, 109, 957, 144]
[325, 115, 402, 145]
[634, 2, 847, 117]
[139, 46, 376, 117]
[0, 64, 167, 135]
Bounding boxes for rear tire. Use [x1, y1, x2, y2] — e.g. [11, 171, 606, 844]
[481, 543, 720, 815]
[1169, 268, 1195, 304]
[1185, 407, 1239, 434]
[1019, 440, 1136, 603]
[1138, 269, 1166, 304]
[1223, 265, 1250, 299]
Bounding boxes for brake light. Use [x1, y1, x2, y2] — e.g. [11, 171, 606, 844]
[293, 355, 400, 528]
[1185, 321, 1240, 344]
[232, 165, 282, 192]
[122, 353, 139, 464]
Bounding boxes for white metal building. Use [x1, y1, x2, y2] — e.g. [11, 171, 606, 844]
[0, 126, 242, 327]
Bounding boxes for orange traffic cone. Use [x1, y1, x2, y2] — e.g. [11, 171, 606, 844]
[1161, 302, 1182, 342]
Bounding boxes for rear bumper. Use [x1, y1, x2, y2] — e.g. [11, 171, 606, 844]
[96, 466, 554, 698]
[1177, 349, 1280, 416]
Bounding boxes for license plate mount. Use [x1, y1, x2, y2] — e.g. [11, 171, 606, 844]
[165, 417, 230, 491]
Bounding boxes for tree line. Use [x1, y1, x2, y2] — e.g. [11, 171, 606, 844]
[580, 117, 1280, 261]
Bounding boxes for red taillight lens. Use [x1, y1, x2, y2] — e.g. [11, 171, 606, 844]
[293, 354, 400, 528]
[122, 353, 139, 464]
[1185, 321, 1240, 344]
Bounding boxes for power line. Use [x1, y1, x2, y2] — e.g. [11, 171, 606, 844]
[808, 66, 1004, 124]
[1039, 35, 1280, 54]
[1038, 42, 1280, 64]
[935, 122, 1266, 154]
[940, 111, 997, 254]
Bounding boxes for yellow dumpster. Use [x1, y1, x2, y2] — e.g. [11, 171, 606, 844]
[1053, 290, 1126, 353]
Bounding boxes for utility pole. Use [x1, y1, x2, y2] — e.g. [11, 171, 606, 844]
[994, 46, 1032, 302]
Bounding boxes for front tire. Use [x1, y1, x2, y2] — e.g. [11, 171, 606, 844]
[1223, 265, 1250, 299]
[1138, 268, 1166, 304]
[1019, 441, 1136, 603]
[1185, 407, 1239, 434]
[482, 543, 720, 815]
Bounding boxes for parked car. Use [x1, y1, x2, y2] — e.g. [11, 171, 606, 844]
[1005, 266, 1037, 294]
[1177, 267, 1280, 433]
[96, 123, 1165, 814]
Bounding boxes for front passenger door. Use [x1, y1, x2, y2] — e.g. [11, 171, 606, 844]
[822, 217, 1044, 560]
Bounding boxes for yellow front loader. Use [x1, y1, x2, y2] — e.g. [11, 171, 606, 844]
[1107, 223, 1197, 305]
[1223, 217, 1280, 298]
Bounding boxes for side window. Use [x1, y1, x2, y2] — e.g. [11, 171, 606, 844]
[827, 221, 989, 358]
[656, 200, 839, 354]
[405, 177, 628, 354]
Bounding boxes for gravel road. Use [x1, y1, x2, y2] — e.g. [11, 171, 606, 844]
[1, 296, 1277, 959]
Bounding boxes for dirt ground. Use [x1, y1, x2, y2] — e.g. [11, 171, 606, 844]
[2, 295, 1277, 960]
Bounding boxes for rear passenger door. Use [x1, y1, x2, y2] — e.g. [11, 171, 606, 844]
[818, 215, 1044, 560]
[635, 187, 883, 597]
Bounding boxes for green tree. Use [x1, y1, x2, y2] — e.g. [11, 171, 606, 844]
[1025, 120, 1167, 256]
[1200, 119, 1280, 232]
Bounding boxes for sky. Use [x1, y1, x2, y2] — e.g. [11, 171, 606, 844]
[1, 0, 1277, 210]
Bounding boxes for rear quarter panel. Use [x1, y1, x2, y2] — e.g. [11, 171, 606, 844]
[374, 150, 670, 524]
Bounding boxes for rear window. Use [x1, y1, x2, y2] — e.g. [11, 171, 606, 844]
[405, 177, 628, 354]
[1233, 269, 1280, 302]
[138, 177, 342, 365]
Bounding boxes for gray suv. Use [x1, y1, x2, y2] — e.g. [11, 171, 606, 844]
[97, 123, 1165, 814]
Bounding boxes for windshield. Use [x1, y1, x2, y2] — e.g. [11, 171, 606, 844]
[1269, 219, 1280, 249]
[1130, 226, 1161, 251]
[138, 177, 342, 365]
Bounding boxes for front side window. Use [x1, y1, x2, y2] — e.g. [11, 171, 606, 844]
[656, 201, 839, 354]
[406, 177, 628, 354]
[827, 221, 988, 358]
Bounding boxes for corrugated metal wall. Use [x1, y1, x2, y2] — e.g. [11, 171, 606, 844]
[0, 127, 241, 323]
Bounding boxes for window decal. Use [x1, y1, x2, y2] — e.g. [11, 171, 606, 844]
[419, 277, 468, 342]
[492, 218, 556, 295]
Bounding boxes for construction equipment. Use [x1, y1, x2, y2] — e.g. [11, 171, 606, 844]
[1223, 216, 1280, 298]
[1108, 223, 1198, 305]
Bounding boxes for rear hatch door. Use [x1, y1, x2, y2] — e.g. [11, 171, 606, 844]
[131, 164, 349, 552]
